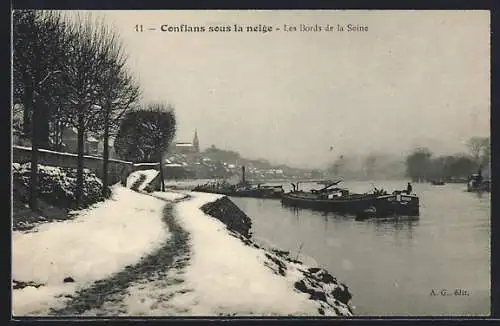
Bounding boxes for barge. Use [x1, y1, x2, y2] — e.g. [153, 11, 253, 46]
[281, 180, 420, 219]
[193, 166, 284, 199]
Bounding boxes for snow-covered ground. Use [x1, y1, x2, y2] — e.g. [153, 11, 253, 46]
[151, 191, 187, 201]
[171, 192, 320, 315]
[13, 170, 352, 317]
[126, 169, 159, 191]
[119, 191, 350, 316]
[12, 186, 170, 316]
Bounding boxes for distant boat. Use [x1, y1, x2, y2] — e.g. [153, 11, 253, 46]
[444, 177, 468, 184]
[466, 174, 490, 192]
[430, 180, 445, 186]
[193, 166, 284, 199]
[281, 180, 419, 219]
[193, 182, 284, 199]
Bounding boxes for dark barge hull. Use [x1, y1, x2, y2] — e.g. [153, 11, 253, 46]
[193, 187, 284, 199]
[281, 192, 419, 218]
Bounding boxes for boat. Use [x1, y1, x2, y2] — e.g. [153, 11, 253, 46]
[444, 177, 468, 184]
[466, 171, 491, 193]
[466, 176, 491, 192]
[281, 180, 420, 218]
[430, 180, 445, 186]
[233, 183, 285, 199]
[193, 166, 284, 199]
[193, 182, 284, 199]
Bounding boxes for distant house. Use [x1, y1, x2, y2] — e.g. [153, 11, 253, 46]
[61, 127, 79, 153]
[86, 136, 99, 155]
[97, 137, 117, 159]
[164, 163, 195, 179]
[61, 127, 102, 155]
[171, 129, 200, 155]
[173, 142, 197, 154]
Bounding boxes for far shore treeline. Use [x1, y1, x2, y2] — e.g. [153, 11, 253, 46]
[404, 137, 490, 182]
[326, 136, 489, 182]
[12, 10, 176, 209]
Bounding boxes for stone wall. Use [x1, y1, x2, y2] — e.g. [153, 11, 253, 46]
[13, 145, 134, 185]
[133, 162, 160, 172]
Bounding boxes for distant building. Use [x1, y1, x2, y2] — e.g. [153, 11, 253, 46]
[60, 127, 109, 156]
[97, 137, 117, 159]
[193, 129, 199, 152]
[61, 127, 96, 154]
[164, 163, 195, 179]
[173, 142, 196, 154]
[172, 129, 200, 155]
[86, 135, 99, 155]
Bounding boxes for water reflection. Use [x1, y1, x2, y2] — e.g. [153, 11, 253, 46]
[370, 216, 419, 230]
[230, 180, 490, 316]
[371, 217, 419, 245]
[282, 204, 420, 229]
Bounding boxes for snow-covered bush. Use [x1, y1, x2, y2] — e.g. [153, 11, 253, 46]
[126, 169, 160, 192]
[12, 163, 110, 209]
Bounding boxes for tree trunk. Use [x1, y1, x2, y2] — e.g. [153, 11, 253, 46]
[29, 97, 39, 211]
[159, 152, 165, 192]
[54, 121, 61, 151]
[22, 71, 33, 137]
[102, 103, 110, 197]
[159, 159, 165, 192]
[76, 108, 85, 207]
[38, 102, 50, 148]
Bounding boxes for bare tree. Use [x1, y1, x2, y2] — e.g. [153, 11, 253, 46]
[481, 138, 490, 168]
[405, 147, 432, 182]
[13, 10, 142, 208]
[13, 10, 71, 210]
[96, 60, 141, 195]
[467, 137, 489, 168]
[62, 13, 129, 206]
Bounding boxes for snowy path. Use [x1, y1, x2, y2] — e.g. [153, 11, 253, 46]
[12, 186, 176, 316]
[49, 194, 191, 316]
[83, 191, 352, 317]
[14, 176, 353, 317]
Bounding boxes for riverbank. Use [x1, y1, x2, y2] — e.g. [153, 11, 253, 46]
[12, 171, 353, 316]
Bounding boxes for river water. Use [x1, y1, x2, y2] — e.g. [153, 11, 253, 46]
[230, 180, 490, 316]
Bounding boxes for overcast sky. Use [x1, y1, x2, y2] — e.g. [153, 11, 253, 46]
[97, 10, 489, 169]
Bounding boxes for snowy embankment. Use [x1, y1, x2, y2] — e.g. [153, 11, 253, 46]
[126, 169, 159, 192]
[12, 185, 170, 316]
[13, 167, 353, 317]
[120, 191, 353, 316]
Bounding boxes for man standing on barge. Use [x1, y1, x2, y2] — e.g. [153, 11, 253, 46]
[406, 182, 413, 195]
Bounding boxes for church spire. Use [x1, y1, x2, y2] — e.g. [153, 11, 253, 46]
[193, 129, 199, 152]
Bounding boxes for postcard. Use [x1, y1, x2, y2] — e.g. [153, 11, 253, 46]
[11, 9, 490, 318]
